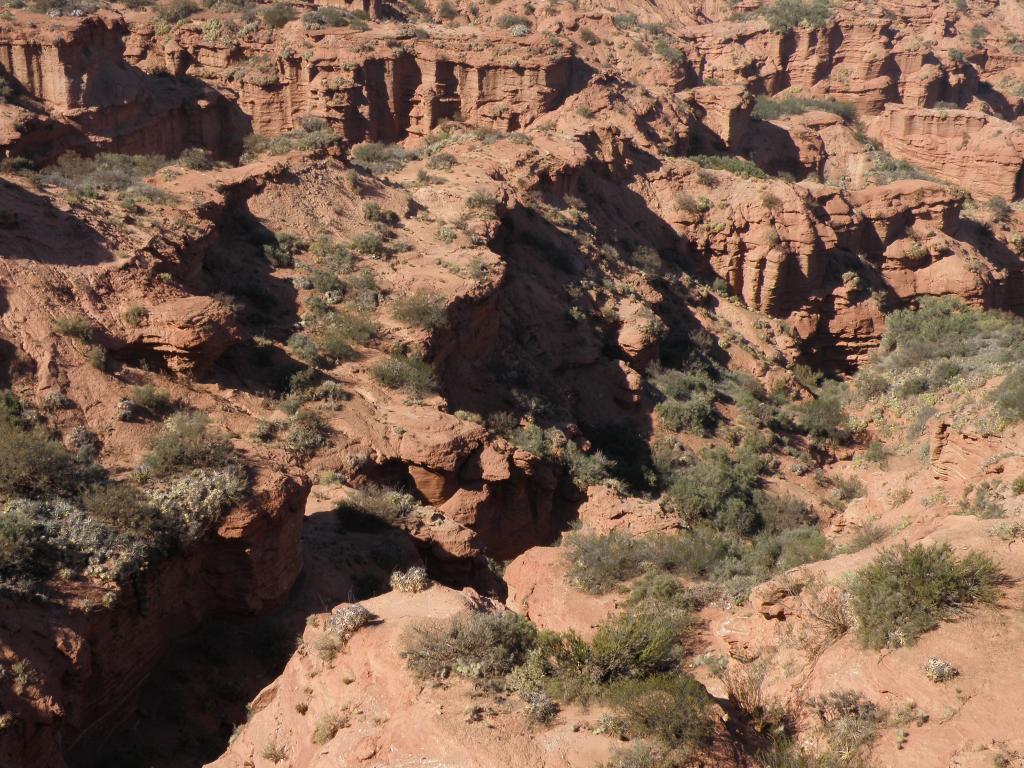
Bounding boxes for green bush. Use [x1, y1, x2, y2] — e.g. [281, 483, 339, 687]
[37, 152, 168, 192]
[141, 412, 235, 478]
[123, 305, 148, 327]
[759, 0, 832, 32]
[426, 152, 456, 170]
[263, 232, 306, 268]
[994, 369, 1024, 421]
[604, 673, 713, 748]
[690, 154, 767, 179]
[496, 13, 530, 28]
[0, 417, 85, 499]
[53, 315, 93, 341]
[156, 0, 199, 21]
[128, 384, 172, 415]
[81, 483, 158, 533]
[588, 608, 689, 682]
[311, 712, 348, 744]
[565, 529, 649, 594]
[349, 230, 385, 257]
[262, 3, 297, 27]
[883, 297, 1006, 364]
[751, 525, 831, 573]
[752, 95, 855, 121]
[653, 39, 684, 64]
[849, 543, 1003, 648]
[242, 121, 339, 160]
[666, 443, 769, 534]
[402, 610, 537, 680]
[284, 409, 328, 459]
[655, 395, 714, 434]
[0, 506, 48, 581]
[561, 441, 614, 490]
[370, 351, 437, 396]
[339, 483, 419, 523]
[793, 383, 849, 443]
[391, 289, 448, 329]
[351, 143, 412, 173]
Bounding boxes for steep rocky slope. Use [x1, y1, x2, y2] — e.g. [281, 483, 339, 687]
[2, 0, 1024, 766]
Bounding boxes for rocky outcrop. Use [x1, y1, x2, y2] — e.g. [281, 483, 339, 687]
[0, 465, 309, 768]
[0, 12, 242, 161]
[210, 587, 616, 768]
[867, 105, 1024, 200]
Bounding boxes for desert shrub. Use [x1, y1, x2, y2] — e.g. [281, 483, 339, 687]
[340, 484, 418, 523]
[262, 3, 296, 27]
[604, 674, 713, 748]
[84, 346, 106, 371]
[880, 297, 1024, 377]
[588, 608, 691, 682]
[654, 395, 714, 434]
[923, 657, 958, 683]
[313, 633, 344, 662]
[841, 522, 888, 553]
[561, 441, 614, 490]
[288, 333, 320, 366]
[988, 195, 1012, 222]
[611, 12, 637, 28]
[146, 467, 247, 544]
[53, 315, 93, 341]
[653, 39, 684, 64]
[497, 13, 530, 28]
[140, 412, 235, 478]
[751, 525, 832, 573]
[760, 0, 832, 32]
[123, 305, 148, 327]
[830, 474, 866, 506]
[849, 543, 1003, 648]
[391, 289, 448, 329]
[351, 142, 411, 173]
[994, 369, 1024, 421]
[284, 409, 328, 458]
[0, 417, 85, 499]
[690, 154, 767, 179]
[263, 232, 306, 268]
[81, 483, 158, 532]
[260, 743, 288, 764]
[390, 565, 430, 593]
[402, 610, 537, 681]
[242, 121, 338, 159]
[666, 443, 769, 534]
[0, 506, 48, 581]
[37, 153, 167, 192]
[793, 383, 849, 443]
[466, 191, 496, 210]
[156, 0, 199, 22]
[311, 712, 349, 744]
[856, 371, 889, 398]
[316, 327, 358, 364]
[128, 384, 172, 415]
[349, 230, 385, 257]
[565, 529, 649, 594]
[752, 95, 856, 121]
[807, 690, 883, 761]
[426, 152, 456, 170]
[327, 603, 373, 636]
[370, 351, 437, 396]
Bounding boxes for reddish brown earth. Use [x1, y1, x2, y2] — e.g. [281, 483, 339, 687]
[2, 0, 1024, 766]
